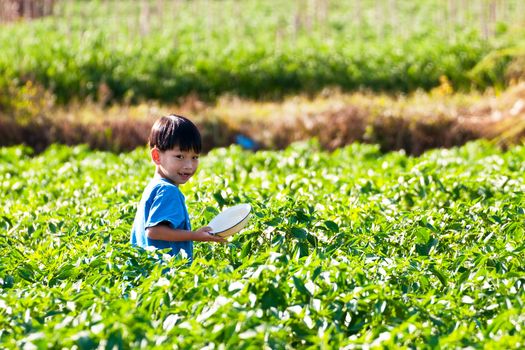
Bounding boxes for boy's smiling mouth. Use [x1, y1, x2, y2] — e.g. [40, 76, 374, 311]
[178, 172, 193, 180]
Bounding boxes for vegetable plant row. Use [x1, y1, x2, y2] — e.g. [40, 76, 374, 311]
[0, 140, 524, 348]
[0, 0, 515, 103]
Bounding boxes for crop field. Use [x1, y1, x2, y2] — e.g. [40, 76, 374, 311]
[2, 0, 525, 348]
[1, 141, 524, 348]
[1, 0, 524, 104]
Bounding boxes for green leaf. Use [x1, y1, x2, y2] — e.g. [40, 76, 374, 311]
[1, 216, 13, 230]
[312, 266, 322, 281]
[324, 220, 339, 233]
[292, 276, 311, 297]
[260, 284, 287, 309]
[213, 191, 226, 207]
[291, 227, 307, 240]
[429, 266, 448, 287]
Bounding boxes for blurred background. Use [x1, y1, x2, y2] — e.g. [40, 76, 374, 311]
[1, 0, 525, 153]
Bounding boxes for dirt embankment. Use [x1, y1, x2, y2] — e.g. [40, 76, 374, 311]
[239, 83, 525, 154]
[1, 84, 524, 154]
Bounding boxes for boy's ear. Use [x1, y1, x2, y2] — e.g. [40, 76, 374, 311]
[151, 147, 161, 165]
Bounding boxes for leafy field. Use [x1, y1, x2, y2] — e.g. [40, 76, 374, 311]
[1, 141, 524, 348]
[1, 0, 523, 104]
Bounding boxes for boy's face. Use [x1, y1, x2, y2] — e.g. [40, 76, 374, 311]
[151, 146, 200, 185]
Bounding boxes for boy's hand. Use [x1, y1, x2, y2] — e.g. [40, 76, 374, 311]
[194, 226, 226, 243]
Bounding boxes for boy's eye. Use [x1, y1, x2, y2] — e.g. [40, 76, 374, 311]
[175, 155, 184, 159]
[193, 156, 200, 160]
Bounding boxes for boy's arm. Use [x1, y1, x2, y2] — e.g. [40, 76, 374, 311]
[146, 224, 225, 242]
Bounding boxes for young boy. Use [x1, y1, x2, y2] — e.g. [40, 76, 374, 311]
[130, 114, 225, 261]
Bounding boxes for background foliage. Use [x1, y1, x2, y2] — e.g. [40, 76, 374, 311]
[1, 0, 524, 104]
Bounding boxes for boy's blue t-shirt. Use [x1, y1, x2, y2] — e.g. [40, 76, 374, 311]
[130, 176, 193, 260]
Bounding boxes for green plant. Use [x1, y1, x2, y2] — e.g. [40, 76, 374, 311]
[0, 0, 517, 104]
[1, 140, 524, 348]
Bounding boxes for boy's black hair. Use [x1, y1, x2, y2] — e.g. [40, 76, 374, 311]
[149, 115, 202, 153]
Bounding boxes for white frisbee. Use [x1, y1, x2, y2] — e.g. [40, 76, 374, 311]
[208, 204, 251, 238]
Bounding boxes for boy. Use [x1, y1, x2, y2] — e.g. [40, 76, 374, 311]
[130, 114, 225, 261]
